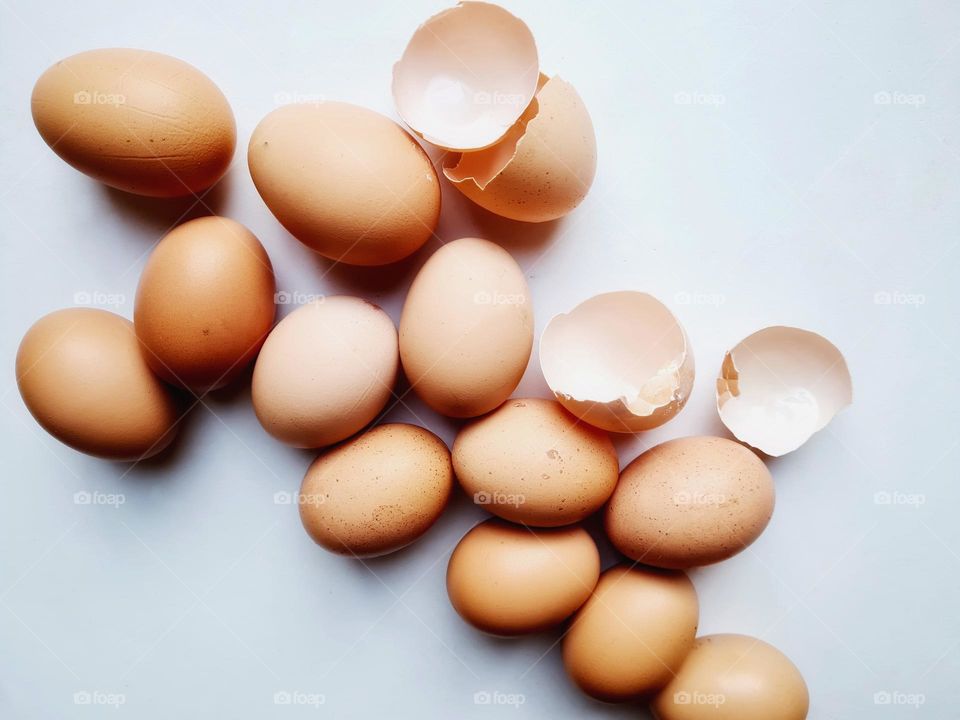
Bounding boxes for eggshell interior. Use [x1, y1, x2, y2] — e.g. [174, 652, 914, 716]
[716, 326, 852, 456]
[392, 1, 539, 151]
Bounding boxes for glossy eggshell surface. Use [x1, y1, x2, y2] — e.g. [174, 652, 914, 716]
[651, 634, 809, 720]
[16, 308, 180, 460]
[251, 297, 398, 448]
[31, 48, 235, 197]
[399, 237, 533, 417]
[134, 216, 276, 392]
[299, 424, 453, 557]
[248, 102, 440, 266]
[453, 398, 618, 526]
[605, 436, 775, 569]
[562, 565, 699, 702]
[446, 519, 600, 635]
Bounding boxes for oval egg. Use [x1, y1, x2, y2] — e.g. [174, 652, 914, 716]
[453, 398, 619, 526]
[135, 216, 276, 392]
[399, 237, 533, 417]
[251, 297, 398, 448]
[605, 436, 775, 569]
[652, 634, 810, 720]
[447, 519, 599, 635]
[562, 565, 699, 702]
[16, 308, 180, 460]
[299, 424, 453, 557]
[31, 48, 235, 197]
[248, 102, 440, 265]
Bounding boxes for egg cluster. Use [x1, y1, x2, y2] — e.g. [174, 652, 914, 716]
[17, 3, 856, 718]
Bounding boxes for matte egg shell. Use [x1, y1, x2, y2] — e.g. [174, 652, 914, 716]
[605, 436, 775, 569]
[248, 102, 440, 266]
[299, 423, 453, 557]
[16, 308, 180, 460]
[399, 237, 533, 418]
[252, 297, 398, 448]
[447, 518, 600, 635]
[562, 565, 699, 702]
[135, 216, 276, 392]
[31, 48, 235, 197]
[453, 398, 619, 526]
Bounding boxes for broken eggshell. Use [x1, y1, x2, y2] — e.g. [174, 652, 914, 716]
[444, 73, 597, 222]
[540, 291, 694, 433]
[392, 2, 539, 151]
[716, 326, 852, 457]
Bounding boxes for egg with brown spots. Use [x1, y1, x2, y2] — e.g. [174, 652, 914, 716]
[605, 436, 775, 569]
[452, 398, 619, 526]
[299, 424, 453, 557]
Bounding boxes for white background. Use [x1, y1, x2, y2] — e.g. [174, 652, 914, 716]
[1, 1, 959, 718]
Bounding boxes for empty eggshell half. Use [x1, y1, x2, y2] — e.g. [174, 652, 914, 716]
[716, 326, 852, 457]
[392, 2, 539, 151]
[443, 74, 597, 222]
[540, 291, 694, 433]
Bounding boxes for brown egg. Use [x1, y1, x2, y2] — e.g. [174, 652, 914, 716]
[134, 216, 276, 392]
[248, 102, 440, 266]
[453, 398, 618, 526]
[16, 308, 180, 460]
[31, 49, 235, 197]
[299, 424, 453, 557]
[446, 519, 600, 636]
[605, 437, 775, 569]
[252, 297, 398, 449]
[399, 238, 533, 418]
[562, 565, 699, 702]
[651, 634, 809, 720]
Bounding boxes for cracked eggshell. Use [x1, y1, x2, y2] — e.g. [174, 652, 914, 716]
[251, 297, 398, 448]
[651, 634, 810, 720]
[605, 436, 775, 569]
[392, 2, 539, 151]
[31, 48, 235, 197]
[444, 74, 597, 222]
[716, 326, 852, 457]
[248, 102, 440, 266]
[399, 237, 533, 418]
[540, 291, 694, 433]
[446, 518, 600, 636]
[452, 398, 619, 526]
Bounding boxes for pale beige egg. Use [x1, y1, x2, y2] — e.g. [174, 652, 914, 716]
[399, 237, 533, 418]
[16, 308, 180, 460]
[453, 398, 619, 526]
[299, 424, 453, 557]
[562, 565, 699, 702]
[447, 519, 600, 636]
[605, 436, 775, 569]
